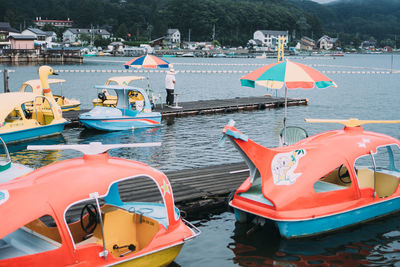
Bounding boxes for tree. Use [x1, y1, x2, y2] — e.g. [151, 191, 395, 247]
[79, 33, 91, 45]
[116, 23, 128, 39]
[94, 36, 110, 47]
[296, 16, 311, 37]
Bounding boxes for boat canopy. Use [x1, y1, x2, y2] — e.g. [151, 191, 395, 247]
[267, 129, 400, 207]
[0, 152, 178, 239]
[0, 92, 43, 122]
[105, 76, 146, 86]
[19, 79, 66, 94]
[94, 85, 152, 111]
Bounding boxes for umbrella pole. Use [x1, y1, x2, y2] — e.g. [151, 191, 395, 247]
[283, 86, 288, 145]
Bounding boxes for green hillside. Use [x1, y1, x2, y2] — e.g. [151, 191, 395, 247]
[1, 0, 399, 47]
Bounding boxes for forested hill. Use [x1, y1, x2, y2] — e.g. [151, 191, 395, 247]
[291, 0, 400, 45]
[1, 0, 399, 47]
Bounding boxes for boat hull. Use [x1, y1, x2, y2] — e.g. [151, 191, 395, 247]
[0, 123, 66, 144]
[233, 196, 400, 238]
[61, 103, 80, 111]
[80, 115, 161, 131]
[115, 244, 183, 267]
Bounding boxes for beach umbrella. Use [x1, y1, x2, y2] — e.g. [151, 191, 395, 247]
[240, 60, 336, 143]
[124, 54, 170, 69]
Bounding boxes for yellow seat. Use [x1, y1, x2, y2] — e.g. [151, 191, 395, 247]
[357, 168, 399, 197]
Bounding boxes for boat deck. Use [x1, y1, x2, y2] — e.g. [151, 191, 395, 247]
[63, 96, 307, 127]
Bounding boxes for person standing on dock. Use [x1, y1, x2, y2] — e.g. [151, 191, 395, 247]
[165, 68, 176, 106]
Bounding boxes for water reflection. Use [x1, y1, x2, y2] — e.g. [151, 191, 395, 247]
[6, 135, 65, 168]
[78, 127, 162, 144]
[228, 212, 400, 266]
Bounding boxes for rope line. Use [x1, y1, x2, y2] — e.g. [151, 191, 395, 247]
[49, 69, 394, 74]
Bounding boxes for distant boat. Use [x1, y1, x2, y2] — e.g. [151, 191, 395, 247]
[213, 53, 226, 58]
[182, 53, 195, 57]
[163, 54, 177, 58]
[83, 51, 97, 57]
[255, 52, 267, 59]
[325, 53, 345, 57]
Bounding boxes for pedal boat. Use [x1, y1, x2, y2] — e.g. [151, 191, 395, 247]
[221, 118, 400, 238]
[0, 137, 32, 183]
[19, 79, 80, 111]
[93, 76, 158, 108]
[79, 84, 161, 131]
[0, 66, 67, 143]
[0, 142, 199, 266]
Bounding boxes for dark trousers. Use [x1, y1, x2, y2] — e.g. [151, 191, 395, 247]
[166, 89, 174, 105]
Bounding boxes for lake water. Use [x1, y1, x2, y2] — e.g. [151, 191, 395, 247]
[2, 54, 400, 265]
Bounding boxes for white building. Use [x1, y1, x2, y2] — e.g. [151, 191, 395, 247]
[62, 28, 111, 43]
[317, 35, 340, 50]
[166, 29, 180, 48]
[33, 17, 73, 28]
[252, 30, 288, 51]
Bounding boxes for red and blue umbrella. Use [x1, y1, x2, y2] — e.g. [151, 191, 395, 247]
[124, 54, 170, 69]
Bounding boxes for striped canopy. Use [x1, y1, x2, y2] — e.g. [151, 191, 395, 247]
[124, 54, 170, 69]
[240, 60, 336, 90]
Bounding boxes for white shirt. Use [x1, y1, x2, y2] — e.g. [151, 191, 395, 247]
[165, 73, 176, 89]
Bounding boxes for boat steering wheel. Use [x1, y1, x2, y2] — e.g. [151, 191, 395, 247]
[338, 165, 351, 184]
[80, 204, 99, 234]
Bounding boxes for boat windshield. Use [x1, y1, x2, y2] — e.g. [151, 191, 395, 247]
[354, 144, 400, 198]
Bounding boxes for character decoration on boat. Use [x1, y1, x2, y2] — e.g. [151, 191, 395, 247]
[0, 66, 67, 143]
[0, 142, 199, 266]
[79, 83, 161, 131]
[220, 118, 400, 238]
[19, 78, 80, 111]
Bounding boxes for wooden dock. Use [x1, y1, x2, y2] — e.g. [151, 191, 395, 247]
[119, 162, 249, 218]
[64, 95, 307, 128]
[65, 161, 249, 221]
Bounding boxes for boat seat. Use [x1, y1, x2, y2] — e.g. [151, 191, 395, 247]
[279, 126, 308, 146]
[357, 168, 400, 197]
[238, 184, 274, 206]
[94, 206, 139, 258]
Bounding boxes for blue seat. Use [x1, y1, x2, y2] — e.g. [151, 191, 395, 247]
[279, 126, 308, 146]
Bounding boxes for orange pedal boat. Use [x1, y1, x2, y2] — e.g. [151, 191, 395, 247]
[0, 142, 199, 266]
[221, 118, 400, 238]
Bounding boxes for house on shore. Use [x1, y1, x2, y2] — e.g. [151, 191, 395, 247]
[360, 40, 376, 51]
[0, 22, 19, 51]
[62, 28, 110, 43]
[250, 30, 288, 51]
[33, 17, 73, 28]
[166, 29, 181, 48]
[21, 28, 57, 47]
[299, 36, 315, 51]
[7, 35, 35, 50]
[317, 35, 340, 50]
